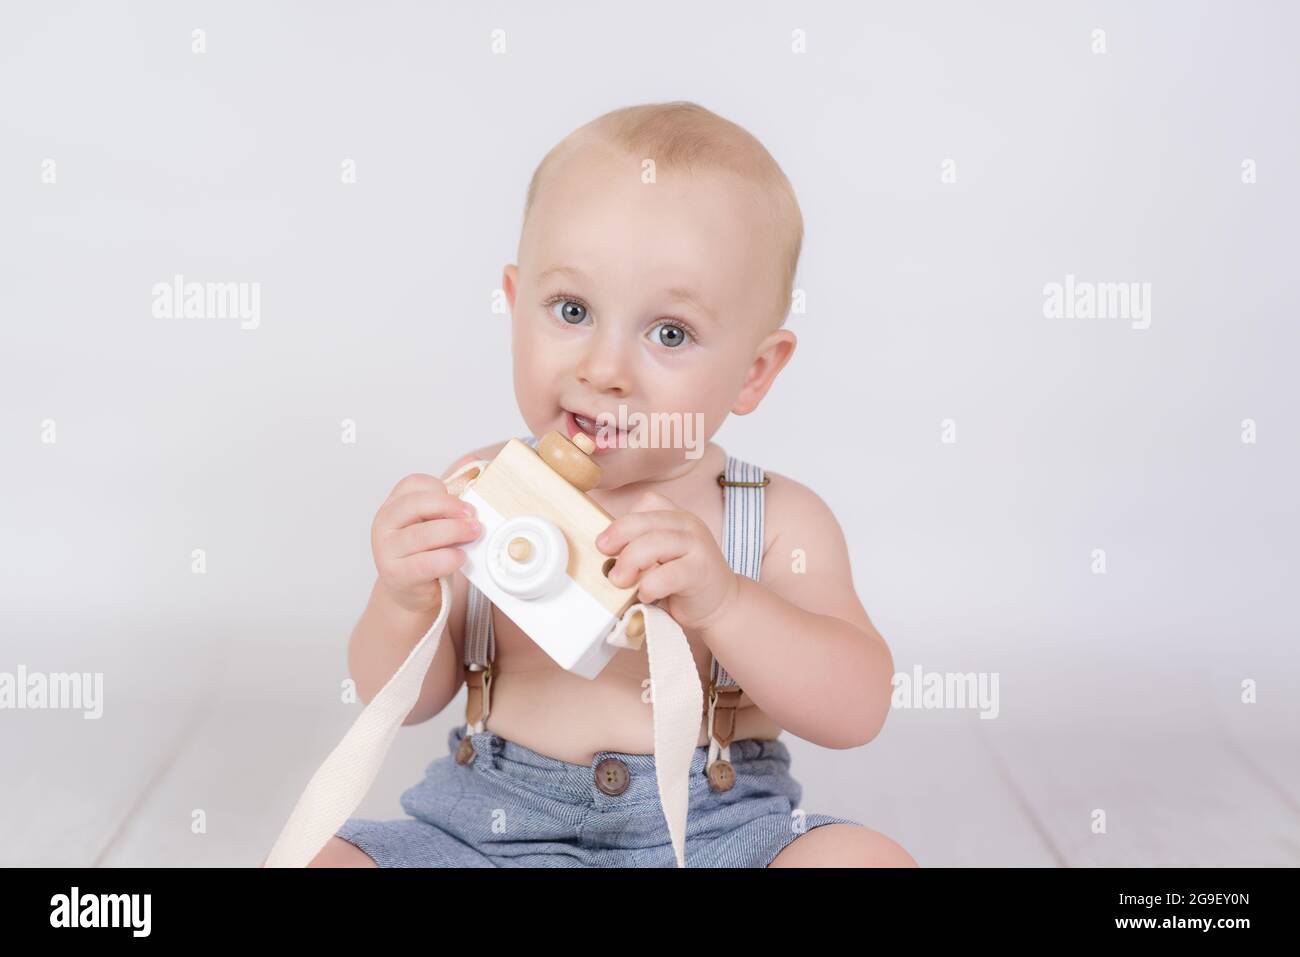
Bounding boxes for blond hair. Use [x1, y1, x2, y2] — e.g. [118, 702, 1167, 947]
[523, 101, 802, 331]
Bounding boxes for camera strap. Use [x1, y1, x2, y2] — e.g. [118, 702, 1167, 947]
[263, 457, 703, 869]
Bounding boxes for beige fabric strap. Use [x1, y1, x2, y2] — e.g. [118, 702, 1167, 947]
[264, 575, 454, 868]
[604, 601, 703, 868]
[266, 509, 703, 867]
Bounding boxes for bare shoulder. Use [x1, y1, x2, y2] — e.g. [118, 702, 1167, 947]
[756, 467, 876, 634]
[760, 468, 849, 565]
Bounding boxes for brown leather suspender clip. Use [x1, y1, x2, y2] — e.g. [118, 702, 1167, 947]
[457, 663, 493, 764]
[706, 681, 743, 792]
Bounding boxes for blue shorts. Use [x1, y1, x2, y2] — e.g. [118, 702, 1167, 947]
[335, 724, 860, 867]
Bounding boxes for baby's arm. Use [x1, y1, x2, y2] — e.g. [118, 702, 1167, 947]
[345, 451, 488, 726]
[695, 474, 894, 749]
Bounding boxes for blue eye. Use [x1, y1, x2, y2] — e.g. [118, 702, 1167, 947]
[552, 300, 588, 324]
[653, 322, 691, 348]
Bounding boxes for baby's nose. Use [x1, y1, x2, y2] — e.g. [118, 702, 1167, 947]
[575, 335, 633, 394]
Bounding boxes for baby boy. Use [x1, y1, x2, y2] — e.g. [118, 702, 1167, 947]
[313, 101, 915, 868]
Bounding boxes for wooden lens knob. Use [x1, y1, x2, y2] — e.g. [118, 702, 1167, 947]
[507, 537, 533, 562]
[537, 431, 601, 492]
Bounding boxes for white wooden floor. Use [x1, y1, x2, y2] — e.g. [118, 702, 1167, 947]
[3, 624, 1297, 868]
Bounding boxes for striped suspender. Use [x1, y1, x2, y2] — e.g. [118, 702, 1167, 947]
[711, 456, 767, 688]
[705, 456, 768, 790]
[456, 436, 539, 764]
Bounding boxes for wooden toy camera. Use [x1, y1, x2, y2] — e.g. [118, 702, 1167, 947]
[452, 430, 645, 678]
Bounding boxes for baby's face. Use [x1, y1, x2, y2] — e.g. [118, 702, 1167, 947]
[503, 142, 791, 489]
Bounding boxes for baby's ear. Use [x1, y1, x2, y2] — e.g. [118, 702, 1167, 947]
[502, 264, 519, 309]
[732, 329, 797, 415]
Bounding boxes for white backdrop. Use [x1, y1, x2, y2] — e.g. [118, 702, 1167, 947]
[1, 2, 1297, 866]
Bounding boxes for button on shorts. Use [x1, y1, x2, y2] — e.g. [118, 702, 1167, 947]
[335, 724, 860, 867]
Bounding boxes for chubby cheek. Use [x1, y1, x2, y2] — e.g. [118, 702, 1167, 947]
[512, 357, 553, 422]
[512, 328, 566, 427]
[639, 372, 731, 435]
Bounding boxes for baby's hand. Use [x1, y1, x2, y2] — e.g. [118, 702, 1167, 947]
[372, 474, 482, 614]
[596, 492, 739, 630]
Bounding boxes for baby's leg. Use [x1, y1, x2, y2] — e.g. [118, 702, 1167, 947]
[768, 824, 917, 867]
[306, 836, 378, 868]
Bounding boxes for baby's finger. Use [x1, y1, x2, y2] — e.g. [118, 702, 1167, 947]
[633, 559, 688, 605]
[391, 517, 482, 558]
[606, 529, 689, 588]
[596, 510, 689, 555]
[384, 489, 475, 530]
[388, 547, 467, 589]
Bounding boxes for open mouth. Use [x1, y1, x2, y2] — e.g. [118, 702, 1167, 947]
[563, 409, 629, 453]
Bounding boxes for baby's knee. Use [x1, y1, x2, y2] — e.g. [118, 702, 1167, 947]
[770, 823, 918, 868]
[851, 827, 918, 867]
[306, 836, 379, 868]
